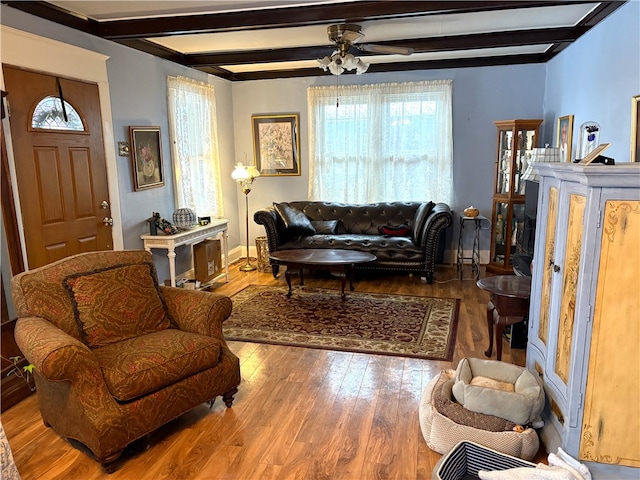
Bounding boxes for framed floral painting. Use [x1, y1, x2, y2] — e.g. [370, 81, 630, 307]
[130, 126, 164, 190]
[252, 114, 301, 176]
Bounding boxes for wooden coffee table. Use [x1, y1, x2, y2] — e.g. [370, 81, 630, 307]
[269, 249, 376, 301]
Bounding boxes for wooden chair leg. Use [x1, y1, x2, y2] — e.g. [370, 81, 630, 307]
[484, 300, 495, 357]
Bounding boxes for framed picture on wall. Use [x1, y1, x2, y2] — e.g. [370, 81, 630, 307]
[130, 126, 164, 191]
[252, 113, 301, 176]
[631, 95, 640, 162]
[556, 115, 574, 163]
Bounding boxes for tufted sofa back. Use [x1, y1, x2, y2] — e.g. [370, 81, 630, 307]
[285, 201, 422, 235]
[11, 250, 156, 340]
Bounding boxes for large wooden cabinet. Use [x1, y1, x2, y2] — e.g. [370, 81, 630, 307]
[527, 163, 640, 479]
[487, 119, 542, 274]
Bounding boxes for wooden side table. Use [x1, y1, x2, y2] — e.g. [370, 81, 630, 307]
[476, 275, 531, 361]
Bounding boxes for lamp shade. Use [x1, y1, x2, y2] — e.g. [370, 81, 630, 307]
[231, 163, 250, 181]
[246, 165, 260, 179]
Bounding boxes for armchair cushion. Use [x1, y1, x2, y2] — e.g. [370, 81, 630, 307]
[93, 329, 222, 401]
[274, 202, 316, 235]
[64, 263, 171, 348]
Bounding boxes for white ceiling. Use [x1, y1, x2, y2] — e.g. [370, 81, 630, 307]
[14, 1, 622, 80]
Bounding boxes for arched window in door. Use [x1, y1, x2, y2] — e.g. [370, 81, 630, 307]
[31, 96, 85, 131]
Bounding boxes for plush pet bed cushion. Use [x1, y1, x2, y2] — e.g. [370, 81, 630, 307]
[452, 357, 544, 426]
[419, 370, 539, 461]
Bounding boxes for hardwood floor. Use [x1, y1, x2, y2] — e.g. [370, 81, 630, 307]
[1, 262, 533, 479]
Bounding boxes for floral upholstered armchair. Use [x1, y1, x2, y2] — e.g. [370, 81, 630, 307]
[11, 250, 241, 472]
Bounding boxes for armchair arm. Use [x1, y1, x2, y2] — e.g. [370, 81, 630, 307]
[14, 316, 102, 385]
[254, 207, 282, 252]
[160, 286, 232, 339]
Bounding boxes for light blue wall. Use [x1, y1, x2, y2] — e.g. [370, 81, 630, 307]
[2, 2, 637, 278]
[543, 0, 640, 162]
[1, 5, 240, 281]
[232, 66, 546, 256]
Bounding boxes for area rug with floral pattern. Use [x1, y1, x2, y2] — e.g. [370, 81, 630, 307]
[224, 285, 460, 360]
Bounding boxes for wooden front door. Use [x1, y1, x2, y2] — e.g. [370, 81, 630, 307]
[3, 66, 113, 269]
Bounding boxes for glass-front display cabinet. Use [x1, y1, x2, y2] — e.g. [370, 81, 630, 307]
[487, 119, 542, 274]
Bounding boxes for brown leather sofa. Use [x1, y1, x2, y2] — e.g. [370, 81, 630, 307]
[11, 250, 241, 472]
[254, 201, 452, 284]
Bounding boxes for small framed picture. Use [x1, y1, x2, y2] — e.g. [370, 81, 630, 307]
[631, 95, 639, 162]
[252, 113, 301, 176]
[130, 126, 164, 191]
[579, 143, 610, 165]
[556, 115, 574, 163]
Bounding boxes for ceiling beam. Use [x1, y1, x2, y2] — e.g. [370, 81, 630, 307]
[3, 1, 597, 39]
[228, 52, 551, 81]
[184, 27, 587, 67]
[2, 0, 100, 35]
[1, 0, 626, 82]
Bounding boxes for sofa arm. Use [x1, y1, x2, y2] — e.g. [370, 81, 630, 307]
[419, 203, 453, 282]
[415, 203, 452, 246]
[14, 316, 102, 385]
[160, 286, 232, 339]
[254, 206, 282, 252]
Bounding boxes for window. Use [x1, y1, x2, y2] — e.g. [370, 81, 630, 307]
[31, 96, 84, 131]
[167, 76, 223, 217]
[308, 80, 452, 204]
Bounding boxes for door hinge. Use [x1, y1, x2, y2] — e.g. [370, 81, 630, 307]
[587, 303, 592, 323]
[597, 208, 603, 229]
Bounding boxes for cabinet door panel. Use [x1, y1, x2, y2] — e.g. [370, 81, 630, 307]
[579, 199, 640, 467]
[539, 186, 558, 346]
[554, 193, 585, 384]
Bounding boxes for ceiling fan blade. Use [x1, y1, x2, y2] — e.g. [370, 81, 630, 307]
[357, 44, 414, 56]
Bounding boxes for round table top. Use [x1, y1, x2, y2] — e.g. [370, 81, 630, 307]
[476, 275, 531, 298]
[269, 249, 376, 266]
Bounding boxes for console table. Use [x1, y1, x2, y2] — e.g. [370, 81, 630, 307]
[140, 218, 229, 287]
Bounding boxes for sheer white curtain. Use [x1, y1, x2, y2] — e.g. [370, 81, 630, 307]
[167, 76, 224, 217]
[308, 80, 453, 204]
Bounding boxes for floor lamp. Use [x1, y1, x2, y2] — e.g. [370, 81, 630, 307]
[231, 163, 260, 271]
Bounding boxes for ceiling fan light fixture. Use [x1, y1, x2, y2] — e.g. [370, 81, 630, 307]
[355, 58, 369, 75]
[328, 60, 344, 76]
[318, 55, 332, 71]
[317, 51, 369, 76]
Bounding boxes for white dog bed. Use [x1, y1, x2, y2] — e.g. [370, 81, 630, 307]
[452, 357, 544, 426]
[419, 369, 539, 461]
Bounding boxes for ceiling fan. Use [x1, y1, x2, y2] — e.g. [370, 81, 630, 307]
[318, 24, 414, 75]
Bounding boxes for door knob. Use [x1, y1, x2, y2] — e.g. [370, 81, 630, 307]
[100, 200, 110, 209]
[553, 264, 561, 273]
[102, 217, 113, 227]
